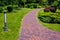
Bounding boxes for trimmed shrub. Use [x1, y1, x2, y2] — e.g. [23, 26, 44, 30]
[44, 8, 50, 12]
[7, 6, 13, 12]
[0, 7, 3, 13]
[44, 6, 57, 13]
[44, 6, 51, 12]
[39, 16, 52, 23]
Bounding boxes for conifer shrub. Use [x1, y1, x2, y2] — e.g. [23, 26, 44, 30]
[7, 6, 13, 12]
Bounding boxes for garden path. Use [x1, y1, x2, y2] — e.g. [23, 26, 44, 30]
[18, 9, 60, 40]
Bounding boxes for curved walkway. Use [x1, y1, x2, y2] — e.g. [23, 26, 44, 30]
[18, 9, 60, 40]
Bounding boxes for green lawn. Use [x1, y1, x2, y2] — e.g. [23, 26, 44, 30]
[38, 9, 60, 32]
[0, 8, 31, 40]
[39, 21, 60, 32]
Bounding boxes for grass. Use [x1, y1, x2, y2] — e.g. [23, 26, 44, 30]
[38, 9, 60, 32]
[0, 8, 31, 40]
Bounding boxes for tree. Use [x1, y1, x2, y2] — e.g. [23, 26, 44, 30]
[48, 0, 55, 5]
[36, 0, 43, 5]
[26, 0, 36, 3]
[0, 0, 4, 6]
[51, 1, 59, 7]
[22, 0, 26, 7]
[18, 0, 27, 7]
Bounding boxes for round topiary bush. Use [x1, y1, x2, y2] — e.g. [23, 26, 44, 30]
[7, 6, 13, 12]
[0, 7, 3, 13]
[39, 16, 52, 23]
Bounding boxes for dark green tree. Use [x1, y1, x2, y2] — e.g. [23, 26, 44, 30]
[48, 0, 55, 5]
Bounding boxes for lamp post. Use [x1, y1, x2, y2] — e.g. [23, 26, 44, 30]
[4, 10, 8, 32]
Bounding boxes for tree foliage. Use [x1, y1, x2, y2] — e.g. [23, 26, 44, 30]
[0, 0, 60, 7]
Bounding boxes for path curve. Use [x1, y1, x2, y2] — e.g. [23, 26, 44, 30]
[18, 9, 60, 40]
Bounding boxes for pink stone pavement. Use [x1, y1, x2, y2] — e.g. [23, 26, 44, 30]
[18, 9, 60, 40]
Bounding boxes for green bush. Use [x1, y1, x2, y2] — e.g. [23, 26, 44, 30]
[54, 18, 60, 24]
[25, 4, 30, 8]
[0, 7, 3, 13]
[39, 15, 60, 23]
[51, 1, 58, 7]
[37, 6, 42, 8]
[39, 16, 52, 23]
[38, 10, 60, 24]
[7, 6, 13, 12]
[25, 3, 39, 8]
[0, 3, 4, 6]
[13, 6, 18, 10]
[33, 4, 38, 8]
